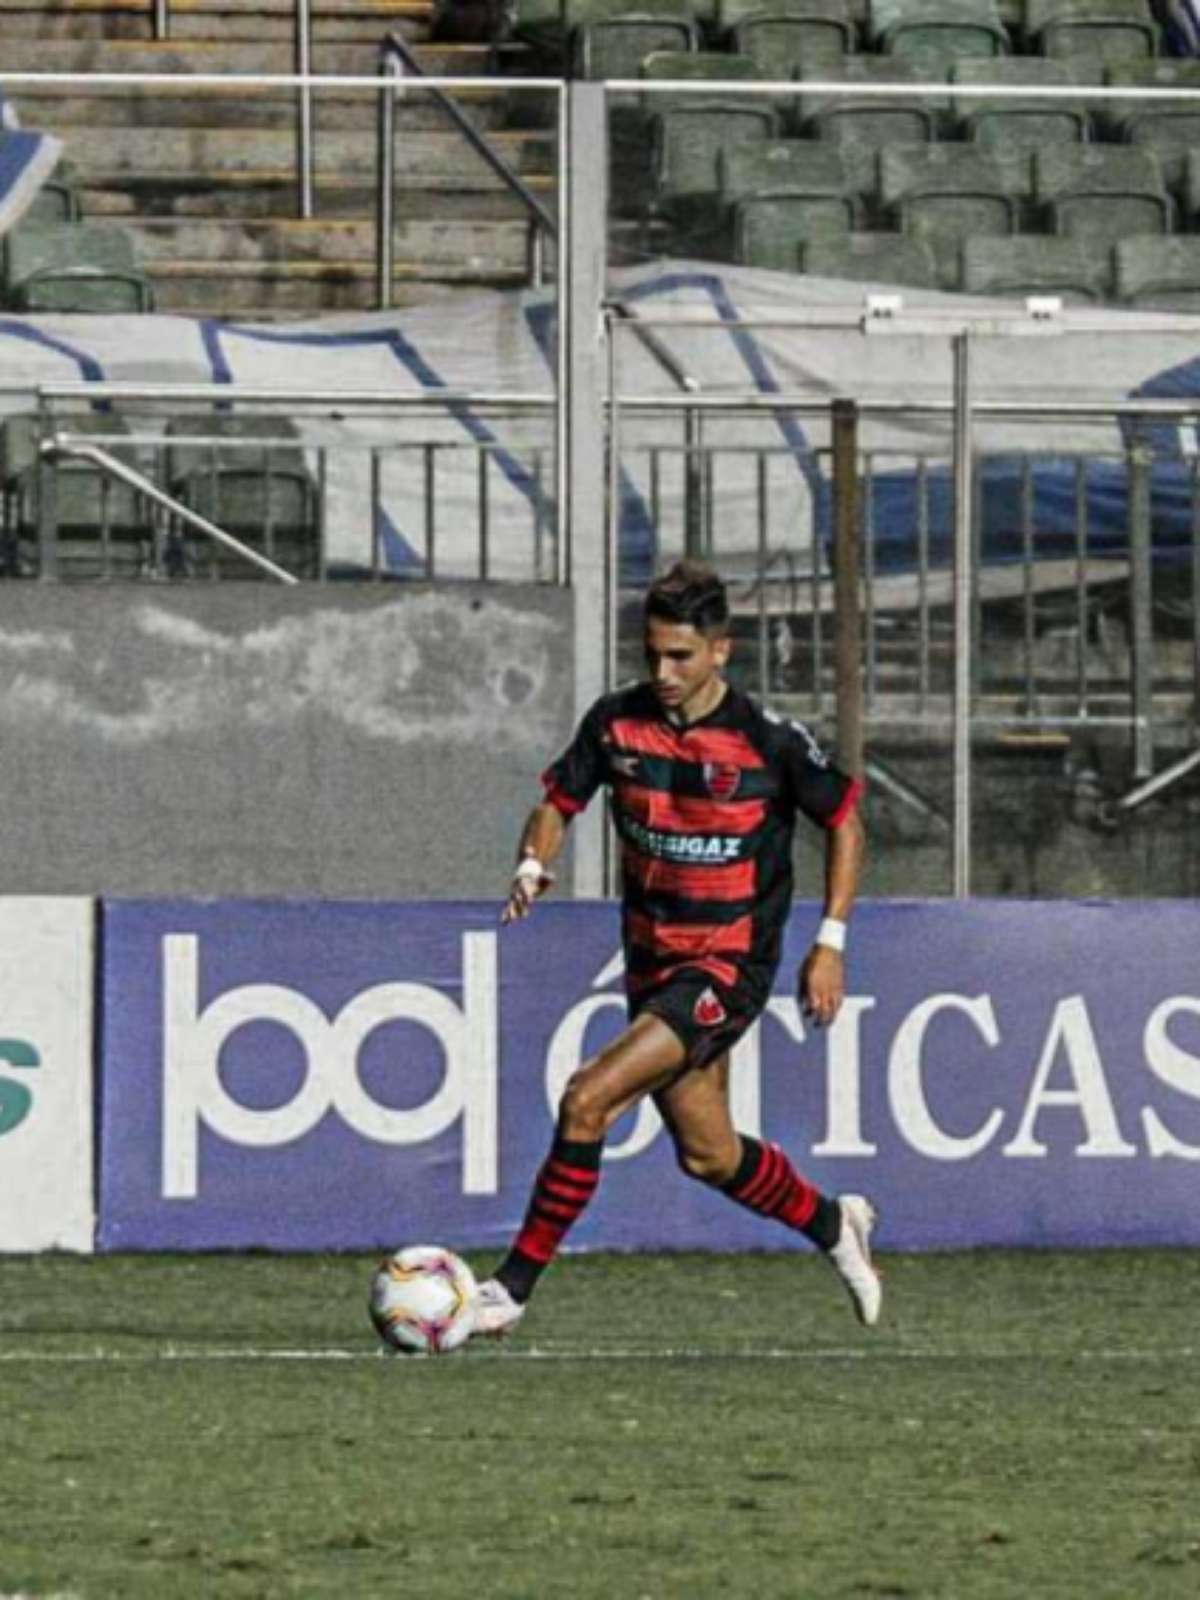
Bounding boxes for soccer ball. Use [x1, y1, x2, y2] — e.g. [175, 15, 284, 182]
[368, 1245, 478, 1355]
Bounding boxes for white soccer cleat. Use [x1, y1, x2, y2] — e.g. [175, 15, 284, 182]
[826, 1195, 882, 1327]
[471, 1278, 526, 1340]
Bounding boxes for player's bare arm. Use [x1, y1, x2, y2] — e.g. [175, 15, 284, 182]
[500, 801, 566, 924]
[800, 805, 866, 1027]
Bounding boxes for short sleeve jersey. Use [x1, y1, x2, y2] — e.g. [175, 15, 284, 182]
[542, 681, 862, 1006]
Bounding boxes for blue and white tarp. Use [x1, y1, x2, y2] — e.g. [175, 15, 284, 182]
[0, 87, 62, 241]
[2, 262, 1200, 582]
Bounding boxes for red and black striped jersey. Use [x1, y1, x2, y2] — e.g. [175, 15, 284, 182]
[542, 681, 862, 1003]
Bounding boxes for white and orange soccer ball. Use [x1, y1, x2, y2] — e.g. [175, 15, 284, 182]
[368, 1245, 478, 1355]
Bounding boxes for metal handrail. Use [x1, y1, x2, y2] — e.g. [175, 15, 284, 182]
[41, 437, 301, 585]
[376, 30, 556, 307]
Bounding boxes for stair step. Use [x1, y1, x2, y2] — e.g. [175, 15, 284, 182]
[55, 125, 554, 182]
[11, 82, 514, 132]
[83, 175, 554, 221]
[0, 38, 502, 72]
[146, 256, 529, 315]
[0, 0, 434, 37]
[126, 215, 534, 267]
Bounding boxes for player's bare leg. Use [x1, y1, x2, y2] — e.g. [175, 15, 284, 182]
[473, 1013, 688, 1338]
[656, 1057, 882, 1327]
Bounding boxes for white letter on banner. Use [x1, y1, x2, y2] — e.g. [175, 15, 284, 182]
[162, 930, 499, 1200]
[1003, 995, 1136, 1159]
[890, 995, 1003, 1161]
[545, 991, 662, 1161]
[1141, 997, 1200, 1160]
[812, 997, 877, 1156]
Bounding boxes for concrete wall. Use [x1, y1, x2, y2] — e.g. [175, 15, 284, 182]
[0, 585, 573, 897]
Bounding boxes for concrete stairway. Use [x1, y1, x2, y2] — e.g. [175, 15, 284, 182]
[2, 0, 557, 318]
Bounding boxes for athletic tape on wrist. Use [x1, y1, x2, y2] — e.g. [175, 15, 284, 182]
[816, 917, 847, 953]
[516, 855, 545, 881]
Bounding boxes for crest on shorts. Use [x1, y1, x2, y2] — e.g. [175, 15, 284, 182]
[702, 761, 740, 800]
[693, 986, 728, 1027]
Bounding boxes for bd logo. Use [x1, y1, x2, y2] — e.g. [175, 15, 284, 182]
[0, 1037, 40, 1136]
[161, 934, 498, 1200]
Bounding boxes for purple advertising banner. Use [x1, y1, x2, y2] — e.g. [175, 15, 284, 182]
[98, 899, 1200, 1252]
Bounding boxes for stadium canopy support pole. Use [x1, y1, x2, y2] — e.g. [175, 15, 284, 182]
[831, 397, 863, 778]
[564, 82, 609, 899]
[952, 333, 973, 899]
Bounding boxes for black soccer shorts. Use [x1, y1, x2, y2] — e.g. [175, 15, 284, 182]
[629, 966, 764, 1070]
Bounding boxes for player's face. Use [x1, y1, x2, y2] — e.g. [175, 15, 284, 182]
[644, 617, 730, 721]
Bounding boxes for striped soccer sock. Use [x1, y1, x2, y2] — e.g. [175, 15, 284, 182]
[494, 1132, 604, 1303]
[720, 1135, 841, 1250]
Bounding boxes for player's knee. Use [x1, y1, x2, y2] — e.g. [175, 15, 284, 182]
[676, 1145, 736, 1187]
[557, 1072, 608, 1142]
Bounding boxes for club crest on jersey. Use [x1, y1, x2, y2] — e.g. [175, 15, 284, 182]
[703, 761, 740, 800]
[693, 987, 728, 1027]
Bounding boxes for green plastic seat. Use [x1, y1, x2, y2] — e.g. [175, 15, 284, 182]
[799, 230, 941, 288]
[879, 143, 1027, 249]
[952, 58, 1091, 146]
[870, 0, 1008, 72]
[732, 192, 852, 270]
[1035, 144, 1171, 241]
[164, 414, 319, 579]
[725, 0, 856, 75]
[960, 234, 1114, 302]
[1103, 62, 1200, 191]
[1114, 234, 1200, 310]
[649, 101, 779, 237]
[718, 138, 873, 214]
[639, 49, 763, 103]
[1026, 0, 1157, 66]
[571, 12, 699, 77]
[793, 57, 941, 145]
[2, 412, 152, 578]
[3, 222, 154, 314]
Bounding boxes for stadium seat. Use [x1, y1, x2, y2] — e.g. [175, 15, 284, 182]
[1103, 62, 1200, 191]
[1113, 234, 1200, 310]
[869, 0, 1009, 71]
[725, 0, 856, 76]
[793, 57, 940, 146]
[571, 12, 700, 79]
[731, 190, 854, 268]
[879, 143, 1027, 254]
[952, 58, 1091, 147]
[799, 229, 941, 287]
[639, 49, 764, 99]
[960, 234, 1114, 301]
[718, 138, 873, 217]
[164, 414, 319, 579]
[1, 412, 153, 578]
[648, 101, 779, 238]
[1035, 144, 1171, 242]
[2, 222, 154, 314]
[1026, 0, 1158, 67]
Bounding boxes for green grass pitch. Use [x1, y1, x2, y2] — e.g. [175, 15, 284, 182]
[1, 1250, 1197, 1599]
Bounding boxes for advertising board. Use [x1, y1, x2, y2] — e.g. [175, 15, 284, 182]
[98, 899, 1200, 1252]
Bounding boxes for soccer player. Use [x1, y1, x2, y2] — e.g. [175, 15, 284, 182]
[473, 559, 879, 1337]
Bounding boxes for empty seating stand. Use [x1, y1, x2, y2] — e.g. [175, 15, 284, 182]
[794, 57, 940, 146]
[880, 142, 1029, 282]
[799, 230, 941, 286]
[572, 5, 700, 79]
[732, 189, 854, 267]
[1104, 61, 1200, 191]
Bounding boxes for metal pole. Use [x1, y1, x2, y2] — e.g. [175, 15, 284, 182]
[295, 0, 315, 220]
[683, 406, 703, 557]
[831, 398, 863, 777]
[952, 332, 973, 899]
[153, 0, 169, 41]
[1128, 445, 1154, 780]
[375, 54, 399, 311]
[527, 220, 545, 290]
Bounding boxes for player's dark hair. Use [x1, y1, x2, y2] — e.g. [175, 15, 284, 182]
[644, 560, 729, 636]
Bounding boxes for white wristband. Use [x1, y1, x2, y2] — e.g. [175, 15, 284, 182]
[815, 917, 847, 953]
[516, 854, 545, 881]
